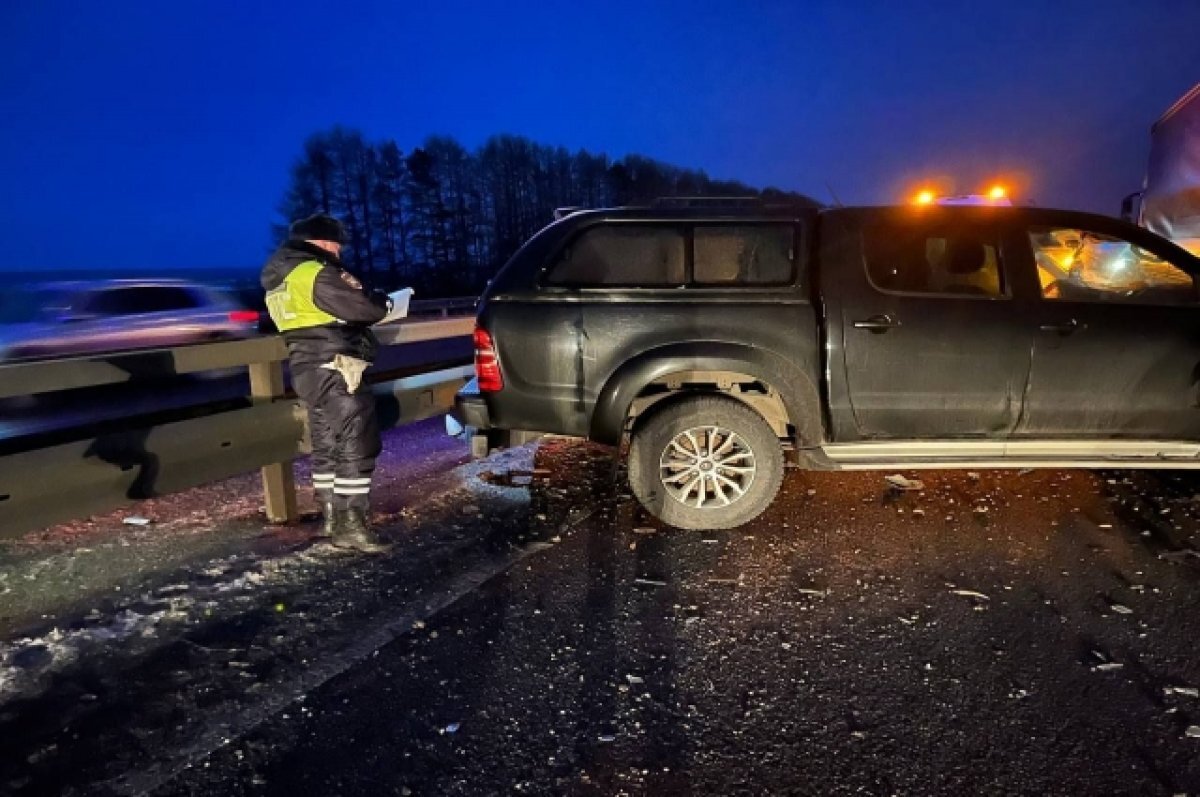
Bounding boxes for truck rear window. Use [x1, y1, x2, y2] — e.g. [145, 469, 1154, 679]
[863, 221, 1006, 298]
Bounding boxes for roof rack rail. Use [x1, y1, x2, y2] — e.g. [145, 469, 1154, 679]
[650, 196, 765, 208]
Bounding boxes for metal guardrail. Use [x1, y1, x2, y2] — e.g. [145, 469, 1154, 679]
[0, 316, 475, 540]
[409, 296, 477, 318]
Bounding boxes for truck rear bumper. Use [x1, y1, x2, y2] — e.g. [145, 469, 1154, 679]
[453, 377, 491, 429]
[453, 378, 547, 457]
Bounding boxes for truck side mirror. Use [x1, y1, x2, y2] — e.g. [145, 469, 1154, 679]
[1120, 191, 1143, 223]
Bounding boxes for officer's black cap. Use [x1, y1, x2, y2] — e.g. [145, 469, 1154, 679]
[289, 214, 346, 244]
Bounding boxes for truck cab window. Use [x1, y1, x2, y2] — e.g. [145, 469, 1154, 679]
[863, 222, 1005, 298]
[1029, 227, 1195, 304]
[547, 224, 685, 287]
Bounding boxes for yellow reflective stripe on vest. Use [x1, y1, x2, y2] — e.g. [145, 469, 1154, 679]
[265, 261, 340, 331]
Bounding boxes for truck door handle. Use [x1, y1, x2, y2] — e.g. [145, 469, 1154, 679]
[853, 314, 901, 333]
[1039, 318, 1085, 335]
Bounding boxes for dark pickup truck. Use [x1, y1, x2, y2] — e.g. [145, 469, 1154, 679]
[456, 203, 1200, 530]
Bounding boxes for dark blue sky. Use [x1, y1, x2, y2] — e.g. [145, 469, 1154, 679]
[2, 0, 1198, 270]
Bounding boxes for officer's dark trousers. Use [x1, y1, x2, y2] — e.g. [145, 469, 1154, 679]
[292, 362, 380, 511]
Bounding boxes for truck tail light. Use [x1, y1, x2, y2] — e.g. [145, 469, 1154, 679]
[474, 326, 503, 392]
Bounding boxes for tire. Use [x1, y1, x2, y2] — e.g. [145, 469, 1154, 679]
[628, 395, 785, 530]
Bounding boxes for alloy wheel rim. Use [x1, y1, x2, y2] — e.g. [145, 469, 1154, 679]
[658, 426, 756, 509]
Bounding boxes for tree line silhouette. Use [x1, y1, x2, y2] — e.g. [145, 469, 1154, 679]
[277, 127, 819, 296]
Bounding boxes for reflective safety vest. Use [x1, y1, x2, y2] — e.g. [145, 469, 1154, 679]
[265, 261, 339, 331]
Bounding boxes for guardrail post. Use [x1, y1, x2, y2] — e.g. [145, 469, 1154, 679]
[248, 359, 298, 524]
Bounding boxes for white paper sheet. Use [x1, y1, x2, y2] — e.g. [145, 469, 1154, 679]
[379, 287, 414, 325]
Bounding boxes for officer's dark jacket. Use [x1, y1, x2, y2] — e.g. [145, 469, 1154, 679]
[260, 240, 389, 367]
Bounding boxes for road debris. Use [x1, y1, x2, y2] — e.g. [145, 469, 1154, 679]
[1187, 726, 1200, 739]
[885, 475, 924, 492]
[1109, 603, 1133, 615]
[1086, 649, 1126, 673]
[122, 516, 152, 526]
[11, 419, 1200, 795]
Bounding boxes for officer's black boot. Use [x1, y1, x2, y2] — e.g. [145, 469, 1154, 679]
[319, 501, 336, 538]
[332, 507, 391, 554]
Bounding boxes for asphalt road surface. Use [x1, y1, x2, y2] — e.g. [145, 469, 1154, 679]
[2, 423, 1200, 795]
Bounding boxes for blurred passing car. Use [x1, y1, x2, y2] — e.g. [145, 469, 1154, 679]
[0, 279, 260, 361]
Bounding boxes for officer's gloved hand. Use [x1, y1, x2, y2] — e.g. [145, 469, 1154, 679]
[370, 289, 391, 309]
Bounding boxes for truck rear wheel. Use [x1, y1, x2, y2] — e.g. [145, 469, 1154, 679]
[628, 395, 784, 530]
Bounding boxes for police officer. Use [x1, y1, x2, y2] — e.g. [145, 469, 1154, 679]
[261, 214, 391, 553]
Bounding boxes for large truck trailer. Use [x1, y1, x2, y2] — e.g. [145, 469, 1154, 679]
[1128, 82, 1200, 255]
